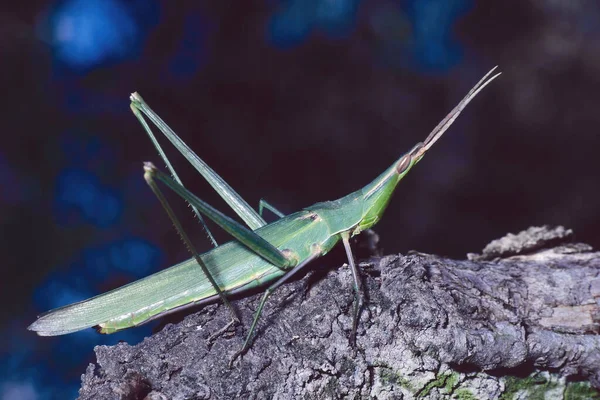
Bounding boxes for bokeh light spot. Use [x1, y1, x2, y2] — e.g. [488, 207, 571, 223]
[55, 169, 121, 227]
[268, 0, 359, 48]
[0, 381, 39, 400]
[50, 0, 138, 68]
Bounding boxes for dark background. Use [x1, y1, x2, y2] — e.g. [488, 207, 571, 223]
[1, 0, 600, 398]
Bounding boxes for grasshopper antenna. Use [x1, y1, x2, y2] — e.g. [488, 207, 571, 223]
[414, 66, 501, 160]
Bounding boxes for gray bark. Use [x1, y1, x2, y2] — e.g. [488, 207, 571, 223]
[79, 226, 600, 399]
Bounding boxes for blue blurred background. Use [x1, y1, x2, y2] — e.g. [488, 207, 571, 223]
[1, 0, 600, 398]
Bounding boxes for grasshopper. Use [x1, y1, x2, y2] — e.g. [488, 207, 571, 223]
[29, 67, 500, 362]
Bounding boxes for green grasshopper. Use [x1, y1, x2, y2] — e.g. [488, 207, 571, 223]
[28, 67, 500, 362]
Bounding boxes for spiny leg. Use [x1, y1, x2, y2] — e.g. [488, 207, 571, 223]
[131, 104, 218, 248]
[229, 248, 321, 367]
[341, 232, 363, 348]
[131, 93, 267, 230]
[144, 162, 297, 271]
[258, 199, 285, 219]
[143, 167, 240, 338]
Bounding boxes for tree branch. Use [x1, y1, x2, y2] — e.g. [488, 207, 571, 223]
[79, 226, 600, 399]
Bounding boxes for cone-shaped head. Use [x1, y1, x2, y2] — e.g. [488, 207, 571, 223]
[355, 142, 423, 233]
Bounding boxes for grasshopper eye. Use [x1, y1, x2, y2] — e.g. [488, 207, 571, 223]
[396, 154, 411, 174]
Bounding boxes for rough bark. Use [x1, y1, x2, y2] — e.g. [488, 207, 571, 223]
[79, 226, 600, 399]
